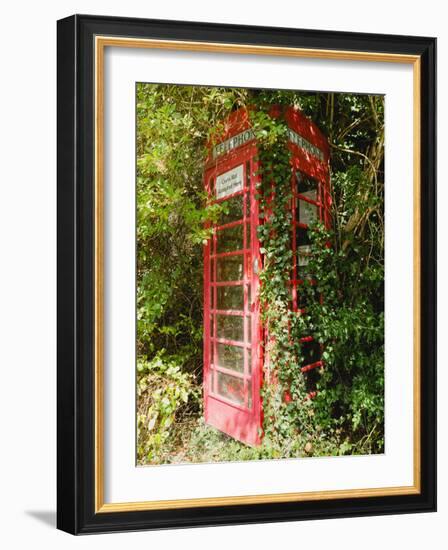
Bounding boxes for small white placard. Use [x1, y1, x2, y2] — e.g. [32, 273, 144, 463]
[216, 165, 244, 199]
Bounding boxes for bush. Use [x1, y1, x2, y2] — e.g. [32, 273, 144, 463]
[137, 355, 200, 464]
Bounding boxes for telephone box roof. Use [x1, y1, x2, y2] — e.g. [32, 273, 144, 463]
[205, 106, 330, 167]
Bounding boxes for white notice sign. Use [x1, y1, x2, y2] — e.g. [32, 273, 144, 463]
[216, 165, 244, 199]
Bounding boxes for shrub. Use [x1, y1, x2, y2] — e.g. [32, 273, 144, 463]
[137, 354, 200, 464]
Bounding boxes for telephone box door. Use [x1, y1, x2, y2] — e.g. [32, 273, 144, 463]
[203, 150, 262, 446]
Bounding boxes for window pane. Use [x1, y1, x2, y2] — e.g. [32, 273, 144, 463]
[217, 285, 244, 310]
[301, 340, 321, 366]
[296, 171, 317, 194]
[296, 226, 310, 247]
[216, 315, 244, 342]
[217, 371, 245, 404]
[217, 255, 243, 281]
[298, 197, 318, 226]
[217, 343, 244, 373]
[217, 195, 243, 225]
[216, 224, 243, 253]
[297, 290, 307, 309]
[245, 192, 250, 217]
[210, 283, 214, 308]
[246, 314, 252, 343]
[297, 245, 311, 267]
[299, 188, 317, 202]
[211, 335, 216, 365]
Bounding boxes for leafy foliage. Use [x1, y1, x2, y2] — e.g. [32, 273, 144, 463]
[246, 93, 384, 457]
[137, 355, 200, 464]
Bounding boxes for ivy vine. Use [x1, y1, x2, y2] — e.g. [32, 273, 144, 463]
[250, 106, 317, 455]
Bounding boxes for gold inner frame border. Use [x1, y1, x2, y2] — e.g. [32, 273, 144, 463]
[94, 35, 421, 513]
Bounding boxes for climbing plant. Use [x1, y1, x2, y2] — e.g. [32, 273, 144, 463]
[249, 104, 331, 457]
[249, 92, 385, 456]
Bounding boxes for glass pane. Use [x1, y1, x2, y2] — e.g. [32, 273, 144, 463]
[245, 192, 250, 217]
[210, 369, 215, 392]
[245, 221, 251, 248]
[217, 195, 243, 225]
[297, 290, 307, 309]
[247, 348, 252, 375]
[246, 315, 252, 343]
[217, 343, 244, 373]
[298, 198, 318, 226]
[217, 371, 245, 404]
[296, 226, 310, 247]
[299, 188, 317, 202]
[217, 255, 243, 281]
[216, 224, 243, 253]
[209, 315, 214, 338]
[217, 285, 244, 310]
[298, 245, 311, 265]
[216, 314, 244, 342]
[296, 171, 317, 194]
[301, 340, 321, 366]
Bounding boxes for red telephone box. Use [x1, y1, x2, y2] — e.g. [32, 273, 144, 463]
[203, 106, 331, 446]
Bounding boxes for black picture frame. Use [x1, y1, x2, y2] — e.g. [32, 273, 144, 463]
[57, 14, 436, 535]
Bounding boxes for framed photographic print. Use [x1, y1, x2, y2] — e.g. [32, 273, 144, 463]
[57, 14, 436, 534]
